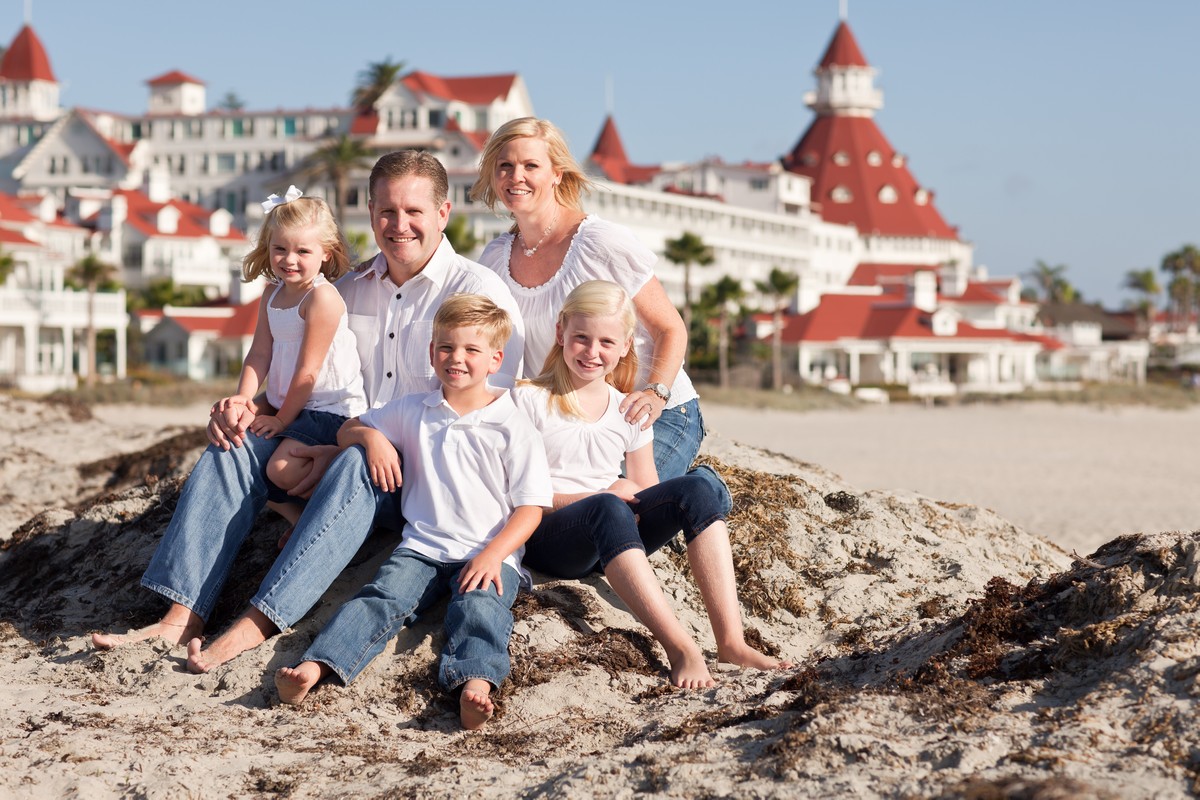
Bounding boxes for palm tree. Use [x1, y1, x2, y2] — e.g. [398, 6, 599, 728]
[1161, 245, 1200, 332]
[217, 91, 245, 112]
[297, 134, 373, 227]
[663, 231, 714, 333]
[129, 278, 208, 311]
[702, 275, 745, 389]
[67, 252, 119, 387]
[755, 266, 799, 390]
[1122, 268, 1161, 334]
[351, 58, 406, 110]
[345, 230, 375, 265]
[1025, 260, 1077, 303]
[444, 215, 478, 256]
[0, 247, 14, 286]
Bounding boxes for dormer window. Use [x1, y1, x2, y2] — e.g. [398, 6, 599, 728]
[831, 185, 853, 203]
[866, 151, 882, 166]
[892, 153, 905, 167]
[832, 151, 850, 166]
[878, 184, 898, 203]
[914, 188, 929, 205]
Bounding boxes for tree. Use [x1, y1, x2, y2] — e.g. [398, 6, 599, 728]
[755, 266, 799, 390]
[0, 247, 14, 286]
[67, 252, 119, 387]
[1025, 260, 1077, 303]
[345, 230, 375, 265]
[128, 278, 208, 311]
[297, 134, 373, 227]
[444, 215, 478, 256]
[663, 231, 714, 334]
[1122, 267, 1161, 334]
[702, 275, 745, 390]
[1160, 244, 1200, 332]
[351, 57, 406, 110]
[217, 91, 245, 112]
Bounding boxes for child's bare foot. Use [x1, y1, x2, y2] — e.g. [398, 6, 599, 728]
[275, 662, 326, 705]
[718, 641, 794, 670]
[185, 610, 275, 674]
[460, 679, 495, 730]
[665, 643, 716, 689]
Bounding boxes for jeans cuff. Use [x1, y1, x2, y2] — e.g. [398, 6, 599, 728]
[139, 577, 206, 622]
[250, 596, 289, 633]
[598, 540, 646, 570]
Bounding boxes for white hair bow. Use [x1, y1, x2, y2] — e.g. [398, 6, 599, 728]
[261, 185, 303, 213]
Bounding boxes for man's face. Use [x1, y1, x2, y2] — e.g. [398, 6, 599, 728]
[368, 174, 451, 275]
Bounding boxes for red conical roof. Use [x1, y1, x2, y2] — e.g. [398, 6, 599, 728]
[818, 20, 869, 69]
[0, 24, 56, 82]
[783, 115, 956, 239]
[588, 115, 659, 185]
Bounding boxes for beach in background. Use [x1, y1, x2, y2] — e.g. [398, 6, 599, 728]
[703, 400, 1199, 555]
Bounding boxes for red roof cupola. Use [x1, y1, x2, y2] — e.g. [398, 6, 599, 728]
[782, 20, 957, 240]
[0, 24, 56, 82]
[587, 115, 660, 185]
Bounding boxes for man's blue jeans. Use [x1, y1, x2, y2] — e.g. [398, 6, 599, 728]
[523, 472, 726, 579]
[302, 550, 519, 692]
[142, 440, 397, 629]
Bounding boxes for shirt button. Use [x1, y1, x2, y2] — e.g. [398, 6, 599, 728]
[389, 332, 395, 339]
[386, 371, 393, 378]
[395, 292, 402, 299]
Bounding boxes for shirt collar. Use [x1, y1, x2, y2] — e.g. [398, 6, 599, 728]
[424, 386, 514, 424]
[351, 235, 454, 288]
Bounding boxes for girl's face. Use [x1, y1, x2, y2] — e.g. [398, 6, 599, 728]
[493, 136, 562, 216]
[270, 223, 330, 289]
[557, 312, 632, 389]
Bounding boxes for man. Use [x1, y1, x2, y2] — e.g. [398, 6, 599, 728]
[93, 151, 524, 665]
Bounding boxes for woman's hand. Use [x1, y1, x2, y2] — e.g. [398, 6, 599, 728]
[620, 389, 666, 430]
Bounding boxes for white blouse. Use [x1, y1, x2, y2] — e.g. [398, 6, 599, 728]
[479, 216, 697, 409]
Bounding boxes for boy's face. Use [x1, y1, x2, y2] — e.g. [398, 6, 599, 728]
[429, 325, 503, 392]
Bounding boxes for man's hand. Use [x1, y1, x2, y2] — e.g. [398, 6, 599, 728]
[208, 400, 256, 450]
[286, 444, 341, 498]
[249, 415, 285, 439]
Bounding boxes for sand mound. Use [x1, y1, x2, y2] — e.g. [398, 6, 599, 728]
[0, 398, 1196, 798]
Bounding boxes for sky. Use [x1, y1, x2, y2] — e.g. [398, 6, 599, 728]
[10, 1, 1199, 306]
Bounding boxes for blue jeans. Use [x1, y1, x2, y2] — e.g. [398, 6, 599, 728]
[142, 433, 280, 620]
[523, 473, 726, 579]
[302, 550, 519, 692]
[252, 445, 400, 631]
[653, 398, 732, 517]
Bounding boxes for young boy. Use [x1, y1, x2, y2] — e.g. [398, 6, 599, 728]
[274, 294, 551, 730]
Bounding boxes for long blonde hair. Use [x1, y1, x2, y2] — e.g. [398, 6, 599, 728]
[470, 117, 593, 232]
[528, 280, 639, 420]
[242, 195, 350, 283]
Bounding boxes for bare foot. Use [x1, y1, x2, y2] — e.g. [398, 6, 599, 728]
[460, 679, 495, 730]
[665, 643, 716, 689]
[92, 605, 203, 651]
[275, 662, 327, 705]
[186, 610, 276, 674]
[717, 641, 794, 670]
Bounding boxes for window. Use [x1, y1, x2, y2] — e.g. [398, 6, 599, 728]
[832, 151, 850, 166]
[831, 185, 852, 203]
[892, 153, 905, 167]
[866, 150, 882, 166]
[216, 154, 237, 173]
[878, 184, 898, 203]
[750, 178, 769, 191]
[229, 118, 245, 137]
[428, 109, 443, 128]
[282, 117, 296, 136]
[914, 188, 929, 206]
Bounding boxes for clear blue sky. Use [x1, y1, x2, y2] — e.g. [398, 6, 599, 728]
[13, 1, 1199, 306]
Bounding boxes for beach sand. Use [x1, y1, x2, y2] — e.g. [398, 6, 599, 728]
[2, 395, 1199, 798]
[703, 400, 1200, 555]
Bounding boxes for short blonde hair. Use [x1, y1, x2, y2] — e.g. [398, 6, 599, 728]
[529, 280, 639, 419]
[470, 117, 593, 217]
[433, 293, 513, 351]
[242, 196, 350, 283]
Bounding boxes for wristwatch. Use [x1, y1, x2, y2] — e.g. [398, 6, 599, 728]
[644, 382, 671, 403]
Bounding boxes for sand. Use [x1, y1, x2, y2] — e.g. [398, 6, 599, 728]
[702, 401, 1200, 555]
[1, 395, 1199, 798]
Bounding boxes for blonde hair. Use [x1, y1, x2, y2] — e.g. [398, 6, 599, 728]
[242, 196, 350, 283]
[433, 293, 513, 351]
[529, 280, 638, 419]
[470, 117, 594, 230]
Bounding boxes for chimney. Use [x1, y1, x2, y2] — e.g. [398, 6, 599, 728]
[910, 270, 937, 313]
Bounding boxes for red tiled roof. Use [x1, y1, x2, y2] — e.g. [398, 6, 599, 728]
[146, 70, 205, 86]
[0, 191, 38, 223]
[443, 116, 488, 150]
[782, 115, 957, 239]
[848, 262, 940, 286]
[113, 189, 247, 241]
[350, 111, 378, 135]
[221, 299, 260, 337]
[0, 25, 55, 82]
[401, 71, 517, 105]
[818, 21, 870, 69]
[0, 228, 37, 246]
[588, 115, 661, 185]
[163, 298, 259, 337]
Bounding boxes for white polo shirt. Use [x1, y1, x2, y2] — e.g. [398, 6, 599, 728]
[511, 383, 653, 495]
[359, 388, 552, 587]
[337, 236, 526, 408]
